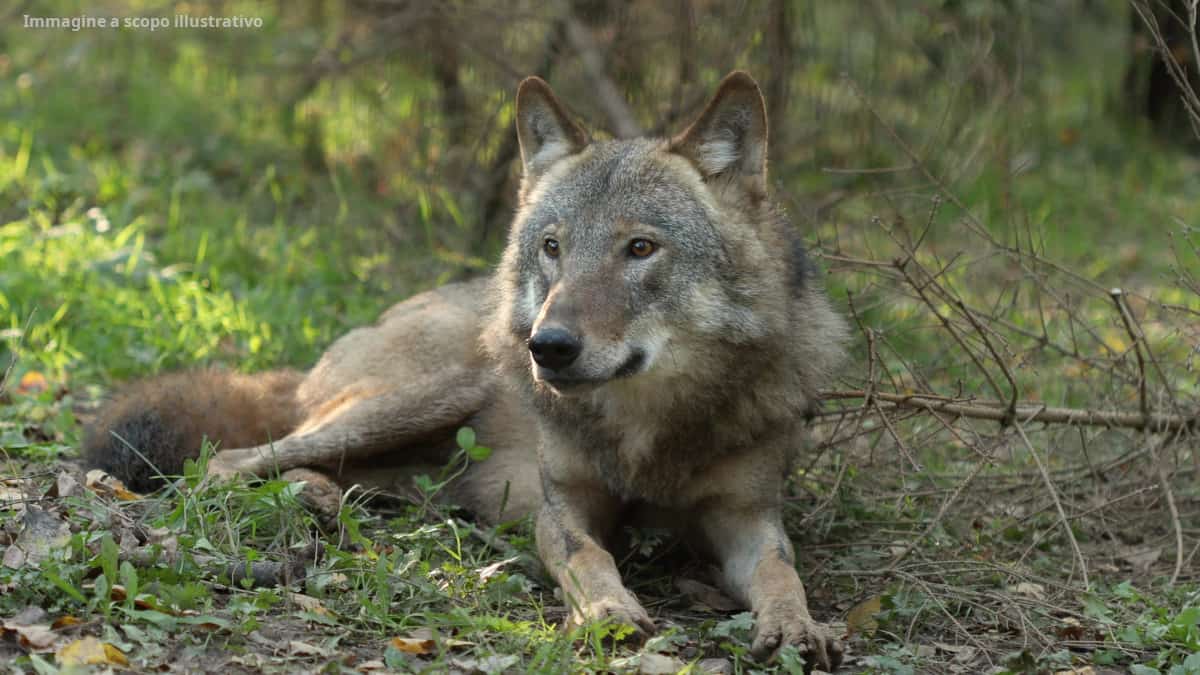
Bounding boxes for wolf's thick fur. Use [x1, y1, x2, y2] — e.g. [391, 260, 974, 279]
[84, 72, 847, 669]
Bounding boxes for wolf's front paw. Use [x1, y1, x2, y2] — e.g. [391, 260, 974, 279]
[571, 593, 656, 638]
[751, 610, 844, 672]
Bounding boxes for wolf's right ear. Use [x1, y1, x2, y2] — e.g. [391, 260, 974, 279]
[669, 71, 768, 194]
[515, 77, 589, 182]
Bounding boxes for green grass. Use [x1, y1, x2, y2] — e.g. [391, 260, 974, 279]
[2, 1, 1199, 673]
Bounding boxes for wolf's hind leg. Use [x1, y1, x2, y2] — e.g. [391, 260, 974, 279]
[207, 376, 491, 480]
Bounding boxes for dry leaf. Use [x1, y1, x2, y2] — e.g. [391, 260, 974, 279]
[56, 636, 128, 667]
[47, 471, 82, 499]
[3, 545, 26, 569]
[450, 654, 520, 674]
[288, 592, 330, 614]
[390, 636, 435, 655]
[1120, 547, 1162, 572]
[85, 470, 141, 501]
[696, 658, 732, 675]
[289, 640, 332, 656]
[675, 578, 740, 612]
[0, 479, 31, 508]
[476, 556, 519, 582]
[358, 659, 386, 671]
[6, 507, 71, 568]
[51, 615, 81, 630]
[1011, 582, 1046, 600]
[639, 652, 686, 674]
[846, 595, 882, 637]
[2, 611, 58, 652]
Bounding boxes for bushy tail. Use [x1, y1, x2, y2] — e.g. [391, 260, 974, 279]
[82, 369, 304, 492]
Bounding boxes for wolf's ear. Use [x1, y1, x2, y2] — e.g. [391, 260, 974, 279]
[515, 77, 589, 181]
[670, 71, 768, 192]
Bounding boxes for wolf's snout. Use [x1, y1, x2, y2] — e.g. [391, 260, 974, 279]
[529, 328, 582, 370]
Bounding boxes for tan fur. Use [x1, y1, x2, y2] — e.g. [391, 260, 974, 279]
[84, 72, 847, 670]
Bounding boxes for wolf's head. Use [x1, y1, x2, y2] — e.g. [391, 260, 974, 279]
[488, 72, 828, 397]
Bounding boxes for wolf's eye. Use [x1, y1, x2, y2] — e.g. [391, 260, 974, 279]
[543, 237, 560, 258]
[628, 239, 656, 258]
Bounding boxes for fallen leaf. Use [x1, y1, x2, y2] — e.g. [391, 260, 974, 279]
[51, 615, 81, 630]
[442, 638, 474, 649]
[696, 658, 732, 675]
[675, 578, 740, 612]
[846, 595, 882, 637]
[390, 636, 435, 655]
[6, 506, 70, 568]
[85, 470, 141, 501]
[935, 642, 979, 663]
[639, 652, 686, 674]
[3, 545, 26, 569]
[2, 610, 58, 651]
[48, 472, 82, 499]
[449, 654, 520, 674]
[0, 479, 31, 508]
[1011, 582, 1045, 600]
[56, 636, 128, 667]
[289, 640, 332, 657]
[358, 659, 386, 671]
[476, 556, 519, 582]
[1120, 547, 1162, 572]
[11, 607, 48, 624]
[288, 592, 329, 614]
[1057, 620, 1087, 641]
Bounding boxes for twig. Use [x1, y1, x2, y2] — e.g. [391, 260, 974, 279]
[819, 390, 1198, 434]
[1110, 288, 1151, 423]
[957, 299, 1019, 423]
[885, 442, 995, 571]
[124, 548, 308, 589]
[1012, 419, 1089, 589]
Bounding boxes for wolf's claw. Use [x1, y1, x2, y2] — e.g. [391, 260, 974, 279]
[751, 611, 844, 672]
[571, 595, 656, 638]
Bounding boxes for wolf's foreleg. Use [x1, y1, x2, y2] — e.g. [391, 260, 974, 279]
[700, 508, 844, 671]
[536, 481, 655, 636]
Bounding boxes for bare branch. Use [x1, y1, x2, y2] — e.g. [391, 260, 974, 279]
[820, 390, 1199, 434]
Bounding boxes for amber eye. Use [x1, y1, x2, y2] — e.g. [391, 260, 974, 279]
[629, 239, 656, 258]
[543, 237, 560, 258]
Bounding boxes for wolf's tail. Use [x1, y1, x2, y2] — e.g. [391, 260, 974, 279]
[82, 369, 305, 492]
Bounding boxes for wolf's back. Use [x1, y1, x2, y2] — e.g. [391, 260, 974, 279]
[83, 369, 304, 492]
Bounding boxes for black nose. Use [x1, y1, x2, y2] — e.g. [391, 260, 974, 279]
[529, 328, 583, 371]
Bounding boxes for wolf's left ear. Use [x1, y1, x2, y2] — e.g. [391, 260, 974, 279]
[515, 77, 590, 182]
[670, 71, 768, 192]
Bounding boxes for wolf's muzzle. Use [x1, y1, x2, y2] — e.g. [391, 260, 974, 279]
[529, 328, 583, 371]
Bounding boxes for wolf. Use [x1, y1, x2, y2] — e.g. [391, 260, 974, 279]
[84, 72, 848, 670]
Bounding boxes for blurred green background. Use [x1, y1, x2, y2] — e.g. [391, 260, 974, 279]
[0, 0, 1196, 392]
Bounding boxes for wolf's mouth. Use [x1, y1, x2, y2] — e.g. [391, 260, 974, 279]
[613, 350, 646, 378]
[537, 349, 647, 392]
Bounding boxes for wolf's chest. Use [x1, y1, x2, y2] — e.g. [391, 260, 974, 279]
[582, 419, 727, 506]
